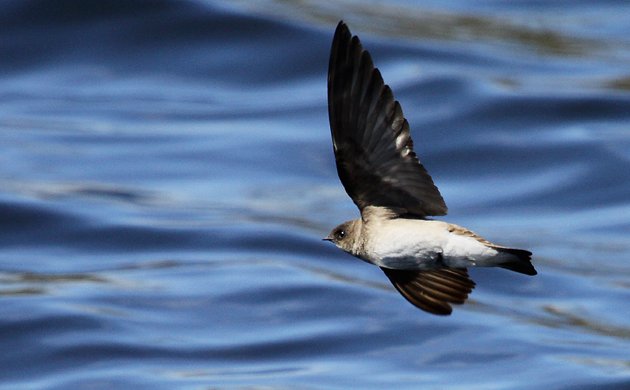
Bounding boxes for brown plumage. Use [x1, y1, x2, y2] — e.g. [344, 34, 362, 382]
[381, 268, 476, 315]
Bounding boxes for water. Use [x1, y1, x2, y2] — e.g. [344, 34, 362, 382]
[1, 1, 630, 388]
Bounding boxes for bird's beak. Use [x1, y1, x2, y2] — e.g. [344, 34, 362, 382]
[322, 236, 333, 242]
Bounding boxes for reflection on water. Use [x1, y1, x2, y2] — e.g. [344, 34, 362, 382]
[1, 0, 629, 388]
[541, 305, 630, 340]
[224, 0, 622, 57]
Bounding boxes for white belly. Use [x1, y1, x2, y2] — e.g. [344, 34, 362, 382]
[364, 219, 498, 269]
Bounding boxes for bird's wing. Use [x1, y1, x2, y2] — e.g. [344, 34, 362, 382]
[328, 21, 447, 218]
[380, 267, 475, 315]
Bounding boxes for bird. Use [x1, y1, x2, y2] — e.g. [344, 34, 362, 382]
[323, 21, 537, 316]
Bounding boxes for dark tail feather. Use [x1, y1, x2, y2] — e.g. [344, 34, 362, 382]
[497, 248, 537, 276]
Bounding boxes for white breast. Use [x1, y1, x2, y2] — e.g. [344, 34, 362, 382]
[364, 219, 447, 269]
[364, 219, 498, 269]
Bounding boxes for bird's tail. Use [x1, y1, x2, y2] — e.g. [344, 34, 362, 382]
[496, 248, 537, 275]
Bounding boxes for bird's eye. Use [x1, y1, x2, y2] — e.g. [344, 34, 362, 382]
[335, 229, 346, 239]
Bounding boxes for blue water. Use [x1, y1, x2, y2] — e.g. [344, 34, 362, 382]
[2, 1, 630, 388]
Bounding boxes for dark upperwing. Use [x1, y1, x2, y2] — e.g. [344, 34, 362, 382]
[328, 21, 447, 218]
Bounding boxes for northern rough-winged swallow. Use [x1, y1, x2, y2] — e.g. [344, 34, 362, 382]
[324, 21, 537, 315]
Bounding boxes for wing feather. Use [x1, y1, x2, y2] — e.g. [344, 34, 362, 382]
[381, 267, 476, 315]
[328, 21, 447, 217]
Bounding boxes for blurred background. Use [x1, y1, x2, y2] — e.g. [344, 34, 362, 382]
[1, 0, 630, 388]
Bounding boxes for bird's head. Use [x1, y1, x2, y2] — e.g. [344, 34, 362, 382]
[323, 220, 360, 254]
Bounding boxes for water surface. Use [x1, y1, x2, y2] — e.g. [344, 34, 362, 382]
[1, 1, 630, 388]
